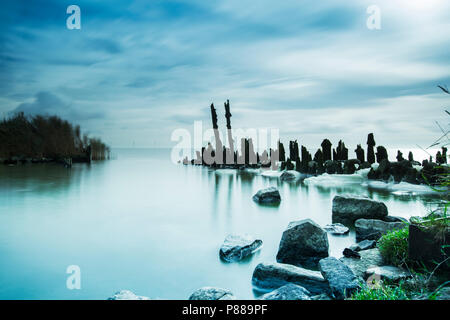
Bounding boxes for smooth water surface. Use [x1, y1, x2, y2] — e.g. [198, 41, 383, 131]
[0, 149, 439, 299]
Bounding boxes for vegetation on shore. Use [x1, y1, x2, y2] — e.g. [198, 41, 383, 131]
[351, 179, 449, 300]
[0, 112, 110, 162]
[352, 86, 450, 300]
[378, 227, 409, 267]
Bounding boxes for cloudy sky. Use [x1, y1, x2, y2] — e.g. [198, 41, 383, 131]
[1, 0, 449, 151]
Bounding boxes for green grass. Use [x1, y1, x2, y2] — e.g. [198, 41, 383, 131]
[351, 282, 410, 300]
[378, 227, 409, 267]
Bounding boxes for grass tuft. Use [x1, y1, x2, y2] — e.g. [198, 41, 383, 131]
[378, 227, 409, 267]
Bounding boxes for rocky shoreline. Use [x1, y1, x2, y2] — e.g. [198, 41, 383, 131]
[109, 194, 449, 300]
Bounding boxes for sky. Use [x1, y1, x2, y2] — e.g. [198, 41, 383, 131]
[1, 0, 449, 151]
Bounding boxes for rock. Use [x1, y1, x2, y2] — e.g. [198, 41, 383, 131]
[319, 257, 360, 300]
[355, 219, 405, 242]
[260, 284, 311, 300]
[276, 219, 329, 268]
[324, 160, 341, 174]
[359, 162, 371, 169]
[340, 248, 384, 279]
[252, 262, 331, 296]
[189, 287, 236, 300]
[108, 290, 150, 300]
[219, 234, 263, 262]
[343, 248, 361, 259]
[252, 187, 281, 204]
[383, 216, 408, 223]
[365, 266, 411, 282]
[390, 160, 413, 183]
[408, 223, 450, 268]
[349, 239, 376, 252]
[323, 223, 349, 235]
[343, 159, 361, 174]
[280, 170, 301, 181]
[310, 293, 333, 300]
[378, 158, 390, 174]
[332, 195, 388, 225]
[307, 160, 319, 174]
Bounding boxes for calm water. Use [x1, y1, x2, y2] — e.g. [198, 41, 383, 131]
[0, 148, 439, 299]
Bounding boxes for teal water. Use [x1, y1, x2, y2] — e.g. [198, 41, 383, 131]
[0, 148, 438, 299]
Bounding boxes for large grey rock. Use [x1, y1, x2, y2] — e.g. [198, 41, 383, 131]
[349, 240, 376, 252]
[324, 223, 349, 235]
[219, 234, 262, 262]
[276, 219, 329, 268]
[280, 170, 301, 181]
[189, 287, 236, 300]
[340, 248, 384, 279]
[252, 187, 281, 204]
[319, 257, 360, 300]
[332, 195, 388, 225]
[260, 284, 311, 300]
[108, 290, 150, 300]
[365, 266, 411, 282]
[252, 262, 331, 296]
[355, 218, 405, 242]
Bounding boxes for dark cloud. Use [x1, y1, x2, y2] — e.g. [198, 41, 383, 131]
[13, 91, 104, 121]
[0, 0, 449, 148]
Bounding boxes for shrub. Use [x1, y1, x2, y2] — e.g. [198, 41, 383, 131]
[378, 227, 409, 267]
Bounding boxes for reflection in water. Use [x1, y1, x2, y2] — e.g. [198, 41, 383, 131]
[0, 149, 441, 300]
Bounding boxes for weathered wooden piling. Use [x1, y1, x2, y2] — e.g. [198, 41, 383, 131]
[396, 150, 404, 162]
[224, 100, 234, 164]
[289, 140, 299, 162]
[278, 141, 286, 162]
[335, 140, 348, 161]
[376, 146, 388, 163]
[367, 133, 376, 164]
[355, 144, 365, 163]
[321, 139, 332, 161]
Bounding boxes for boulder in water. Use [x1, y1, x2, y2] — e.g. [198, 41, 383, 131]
[219, 234, 262, 262]
[108, 290, 150, 300]
[260, 283, 311, 300]
[276, 219, 329, 268]
[189, 287, 236, 300]
[280, 170, 301, 181]
[355, 219, 405, 242]
[252, 262, 331, 295]
[252, 187, 281, 204]
[332, 195, 388, 225]
[323, 223, 349, 235]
